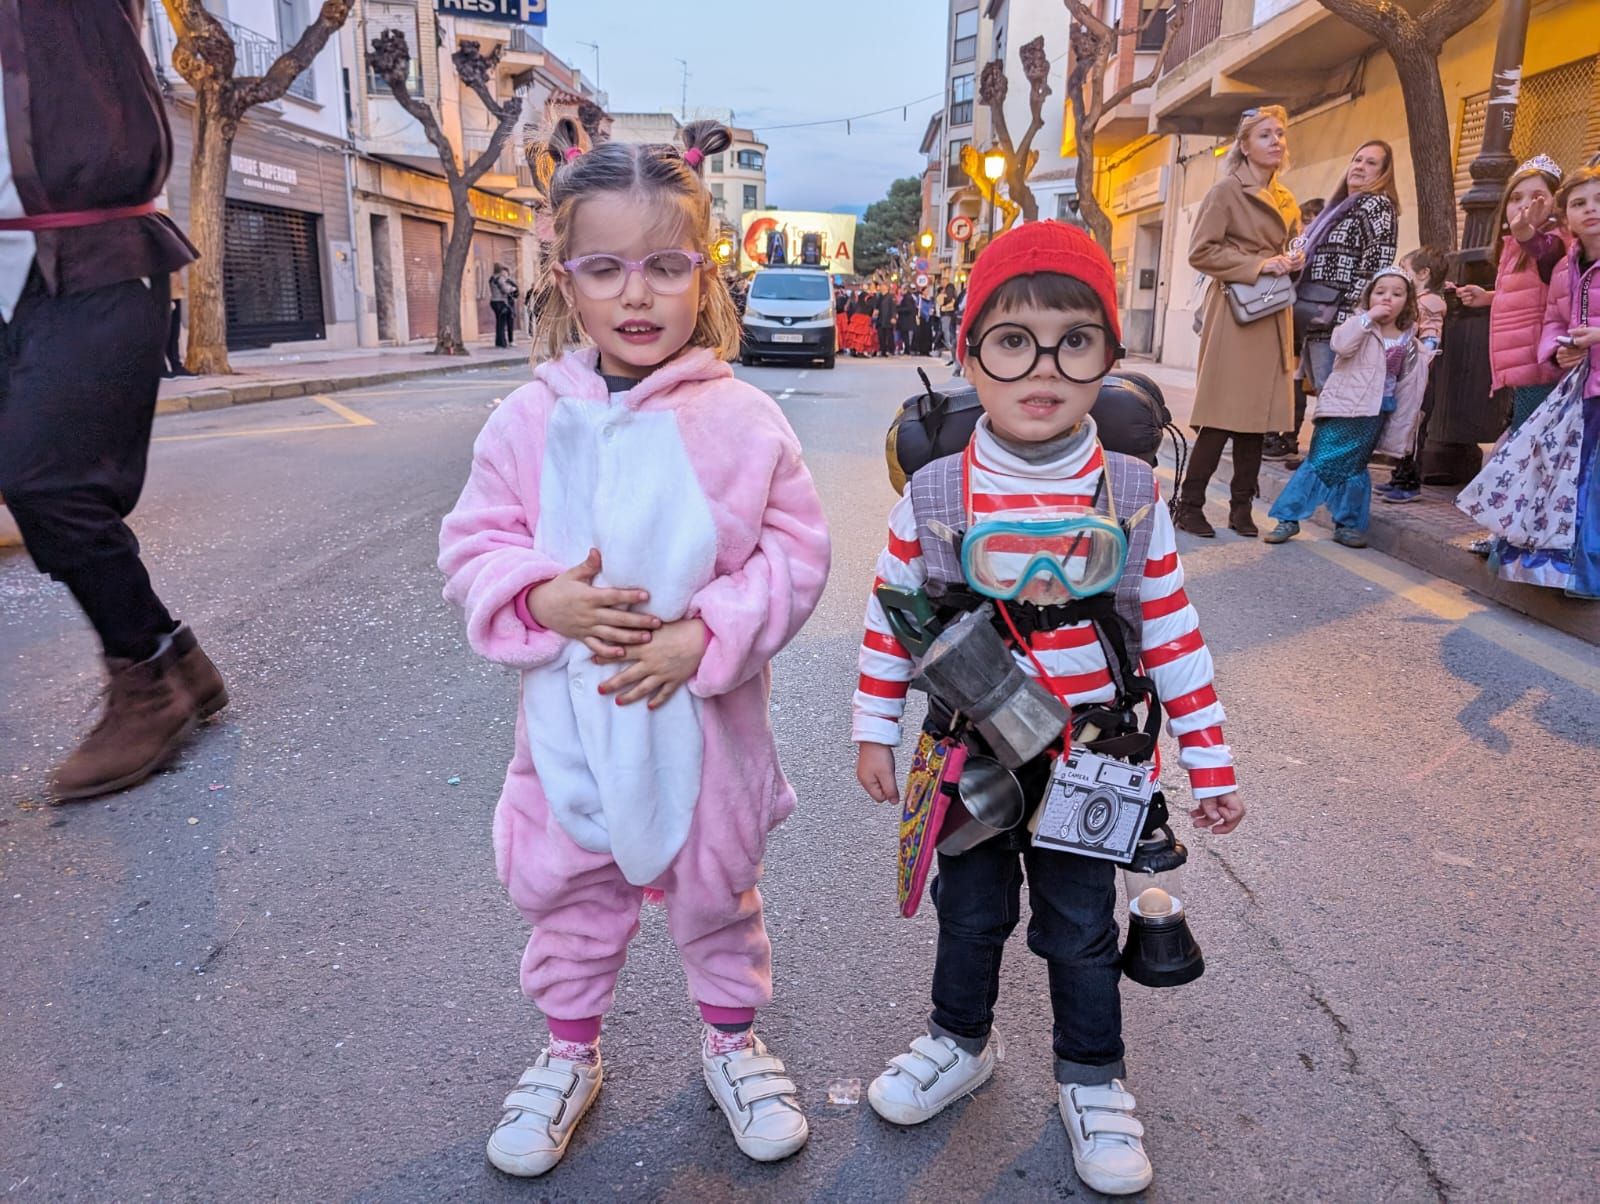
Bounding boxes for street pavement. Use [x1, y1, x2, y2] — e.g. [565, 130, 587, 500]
[2, 354, 1597, 1202]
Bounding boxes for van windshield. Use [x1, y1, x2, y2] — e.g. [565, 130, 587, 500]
[750, 273, 831, 301]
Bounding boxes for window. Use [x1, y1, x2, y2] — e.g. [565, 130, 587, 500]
[710, 183, 725, 201]
[953, 8, 977, 63]
[1056, 192, 1081, 222]
[743, 184, 759, 209]
[950, 73, 974, 126]
[737, 149, 764, 171]
[277, 0, 308, 44]
[366, 2, 423, 95]
[750, 273, 831, 302]
[946, 136, 971, 188]
[1452, 55, 1600, 242]
[710, 155, 724, 173]
[1135, 1, 1168, 51]
[993, 23, 1006, 66]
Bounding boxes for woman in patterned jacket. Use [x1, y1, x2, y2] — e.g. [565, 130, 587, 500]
[1265, 141, 1401, 461]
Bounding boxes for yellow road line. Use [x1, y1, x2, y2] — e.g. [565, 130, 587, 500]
[311, 393, 376, 427]
[154, 394, 374, 443]
[1155, 466, 1600, 695]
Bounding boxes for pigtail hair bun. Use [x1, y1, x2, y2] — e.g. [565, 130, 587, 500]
[679, 119, 733, 174]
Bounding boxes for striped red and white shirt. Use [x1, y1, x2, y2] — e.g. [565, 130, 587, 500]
[853, 417, 1237, 799]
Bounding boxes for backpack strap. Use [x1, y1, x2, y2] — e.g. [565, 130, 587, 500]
[909, 452, 966, 596]
[1102, 450, 1159, 673]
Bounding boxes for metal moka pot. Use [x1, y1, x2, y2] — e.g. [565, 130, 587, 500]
[937, 755, 1028, 855]
[915, 606, 1070, 769]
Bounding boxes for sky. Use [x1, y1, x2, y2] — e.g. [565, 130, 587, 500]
[539, 0, 948, 212]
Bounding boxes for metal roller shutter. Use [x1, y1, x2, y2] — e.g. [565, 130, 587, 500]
[402, 216, 446, 341]
[224, 200, 326, 349]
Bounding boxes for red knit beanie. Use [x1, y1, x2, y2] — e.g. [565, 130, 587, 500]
[956, 220, 1121, 364]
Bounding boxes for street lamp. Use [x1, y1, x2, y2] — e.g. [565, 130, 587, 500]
[982, 147, 1008, 245]
[918, 230, 934, 251]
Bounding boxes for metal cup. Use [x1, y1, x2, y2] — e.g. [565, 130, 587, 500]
[937, 755, 1028, 855]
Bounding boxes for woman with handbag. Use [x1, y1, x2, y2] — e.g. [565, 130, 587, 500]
[1177, 106, 1302, 538]
[1267, 141, 1401, 460]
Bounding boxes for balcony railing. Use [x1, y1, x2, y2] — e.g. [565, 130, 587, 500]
[463, 129, 521, 178]
[1163, 0, 1223, 74]
[216, 15, 316, 101]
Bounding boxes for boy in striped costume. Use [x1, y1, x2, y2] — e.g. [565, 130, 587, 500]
[853, 222, 1243, 1196]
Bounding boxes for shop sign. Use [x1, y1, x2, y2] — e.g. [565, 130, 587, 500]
[230, 154, 299, 197]
[434, 0, 546, 25]
[469, 191, 536, 229]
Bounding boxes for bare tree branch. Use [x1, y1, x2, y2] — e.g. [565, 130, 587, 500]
[232, 2, 351, 111]
[370, 29, 462, 181]
[1417, 0, 1496, 44]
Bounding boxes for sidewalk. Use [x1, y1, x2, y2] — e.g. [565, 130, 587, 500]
[1133, 359, 1600, 646]
[155, 336, 529, 414]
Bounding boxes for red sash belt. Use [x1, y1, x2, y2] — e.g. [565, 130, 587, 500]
[0, 200, 158, 231]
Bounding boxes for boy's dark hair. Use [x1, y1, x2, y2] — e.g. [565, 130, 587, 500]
[1403, 246, 1449, 292]
[1299, 196, 1326, 222]
[969, 271, 1109, 335]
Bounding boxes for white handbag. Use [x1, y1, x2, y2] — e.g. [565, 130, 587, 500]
[1224, 274, 1296, 324]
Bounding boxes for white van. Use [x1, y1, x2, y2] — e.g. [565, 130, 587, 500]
[740, 267, 836, 369]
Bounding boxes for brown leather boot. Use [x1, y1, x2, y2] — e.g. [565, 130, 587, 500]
[1228, 502, 1259, 538]
[170, 623, 229, 719]
[1172, 501, 1216, 538]
[52, 635, 200, 802]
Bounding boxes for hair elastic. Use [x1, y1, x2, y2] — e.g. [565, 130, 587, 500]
[683, 148, 704, 168]
[564, 146, 583, 163]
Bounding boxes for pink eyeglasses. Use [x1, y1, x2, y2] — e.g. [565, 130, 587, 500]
[560, 250, 707, 299]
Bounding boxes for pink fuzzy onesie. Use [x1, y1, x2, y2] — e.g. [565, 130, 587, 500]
[438, 346, 831, 1026]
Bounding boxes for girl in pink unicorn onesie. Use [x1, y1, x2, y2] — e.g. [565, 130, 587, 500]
[438, 120, 831, 1177]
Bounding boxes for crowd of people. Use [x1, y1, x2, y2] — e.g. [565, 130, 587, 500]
[1178, 104, 1600, 596]
[837, 280, 963, 359]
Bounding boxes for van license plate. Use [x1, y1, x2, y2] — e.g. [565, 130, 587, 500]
[771, 333, 804, 344]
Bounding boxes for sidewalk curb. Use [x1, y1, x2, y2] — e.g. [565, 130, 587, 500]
[154, 350, 528, 415]
[1244, 456, 1600, 647]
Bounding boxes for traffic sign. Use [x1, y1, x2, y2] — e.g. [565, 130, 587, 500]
[915, 273, 930, 289]
[948, 215, 975, 243]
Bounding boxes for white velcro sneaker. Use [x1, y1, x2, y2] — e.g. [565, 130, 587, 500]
[486, 1052, 602, 1177]
[701, 1036, 809, 1162]
[1058, 1078, 1154, 1195]
[867, 1032, 996, 1126]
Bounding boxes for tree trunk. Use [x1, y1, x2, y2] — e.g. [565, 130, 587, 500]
[436, 182, 476, 356]
[1390, 31, 1462, 251]
[184, 89, 238, 375]
[1071, 96, 1114, 255]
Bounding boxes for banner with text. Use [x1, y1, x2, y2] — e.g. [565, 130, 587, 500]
[740, 210, 857, 275]
[434, 0, 547, 26]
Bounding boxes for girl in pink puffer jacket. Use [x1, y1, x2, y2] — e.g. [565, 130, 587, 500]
[1453, 156, 1568, 433]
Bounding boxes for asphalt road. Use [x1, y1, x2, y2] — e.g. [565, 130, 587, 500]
[3, 352, 1597, 1203]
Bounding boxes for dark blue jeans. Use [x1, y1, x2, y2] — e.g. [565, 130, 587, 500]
[929, 817, 1126, 1086]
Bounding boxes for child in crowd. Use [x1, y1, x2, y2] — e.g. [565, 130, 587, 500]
[439, 120, 830, 1177]
[1377, 246, 1449, 503]
[853, 222, 1243, 1196]
[1264, 267, 1437, 547]
[1453, 156, 1568, 435]
[1458, 165, 1600, 595]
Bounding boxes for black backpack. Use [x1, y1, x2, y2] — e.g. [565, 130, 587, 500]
[885, 368, 1186, 497]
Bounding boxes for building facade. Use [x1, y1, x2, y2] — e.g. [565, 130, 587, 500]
[611, 110, 769, 246]
[146, 0, 360, 351]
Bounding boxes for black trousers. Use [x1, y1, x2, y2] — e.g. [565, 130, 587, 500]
[491, 300, 514, 347]
[929, 759, 1126, 1086]
[0, 273, 176, 660]
[165, 299, 184, 374]
[1179, 427, 1264, 508]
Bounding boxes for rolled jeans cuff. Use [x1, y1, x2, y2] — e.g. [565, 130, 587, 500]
[1055, 1056, 1126, 1086]
[928, 1018, 989, 1058]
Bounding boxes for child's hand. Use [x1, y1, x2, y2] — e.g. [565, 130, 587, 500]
[598, 618, 706, 708]
[1453, 284, 1490, 308]
[1190, 791, 1244, 835]
[527, 548, 660, 659]
[857, 743, 900, 806]
[1554, 331, 1592, 370]
[1366, 296, 1398, 324]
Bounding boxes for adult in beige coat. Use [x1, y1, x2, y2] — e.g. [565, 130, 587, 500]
[1176, 106, 1302, 539]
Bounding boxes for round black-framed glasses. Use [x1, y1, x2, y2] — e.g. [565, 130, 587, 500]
[966, 321, 1124, 384]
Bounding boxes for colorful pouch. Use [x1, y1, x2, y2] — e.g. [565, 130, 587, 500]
[897, 733, 968, 917]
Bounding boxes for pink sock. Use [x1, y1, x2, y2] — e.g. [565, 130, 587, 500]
[548, 1036, 599, 1065]
[703, 1022, 754, 1057]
